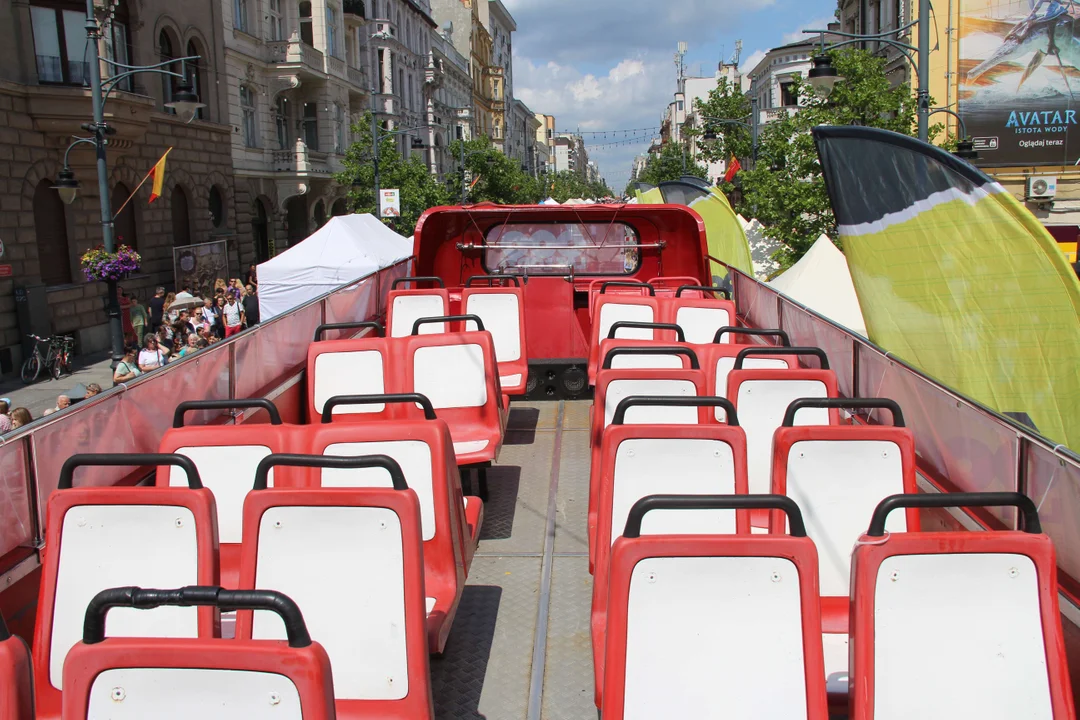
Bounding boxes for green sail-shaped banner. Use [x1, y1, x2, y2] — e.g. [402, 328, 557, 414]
[814, 125, 1080, 450]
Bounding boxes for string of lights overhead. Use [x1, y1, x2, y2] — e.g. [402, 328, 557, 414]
[580, 134, 657, 150]
[554, 126, 661, 137]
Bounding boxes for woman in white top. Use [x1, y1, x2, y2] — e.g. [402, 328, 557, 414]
[137, 334, 167, 372]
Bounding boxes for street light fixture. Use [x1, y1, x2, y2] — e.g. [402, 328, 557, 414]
[53, 167, 80, 205]
[928, 107, 979, 161]
[807, 55, 844, 98]
[164, 81, 206, 122]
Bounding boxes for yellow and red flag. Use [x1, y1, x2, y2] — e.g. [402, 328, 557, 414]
[147, 147, 173, 203]
[723, 154, 741, 183]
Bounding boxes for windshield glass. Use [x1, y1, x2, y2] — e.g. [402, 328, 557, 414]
[483, 222, 640, 275]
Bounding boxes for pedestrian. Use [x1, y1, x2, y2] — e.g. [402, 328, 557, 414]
[0, 399, 11, 433]
[113, 345, 142, 385]
[163, 291, 177, 323]
[198, 296, 218, 335]
[176, 309, 198, 337]
[85, 383, 102, 398]
[54, 395, 71, 413]
[222, 292, 244, 338]
[213, 296, 227, 338]
[138, 333, 167, 372]
[9, 407, 31, 429]
[242, 284, 260, 327]
[148, 287, 166, 331]
[129, 294, 148, 345]
[246, 263, 259, 290]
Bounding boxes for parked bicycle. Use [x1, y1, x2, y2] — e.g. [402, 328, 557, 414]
[20, 334, 75, 384]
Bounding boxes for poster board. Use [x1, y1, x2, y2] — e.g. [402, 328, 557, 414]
[959, 0, 1080, 166]
[380, 189, 401, 217]
[174, 240, 230, 299]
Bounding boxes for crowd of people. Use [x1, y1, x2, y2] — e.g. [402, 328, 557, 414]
[115, 266, 261, 385]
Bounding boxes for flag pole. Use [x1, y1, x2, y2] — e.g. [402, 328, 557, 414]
[113, 147, 172, 220]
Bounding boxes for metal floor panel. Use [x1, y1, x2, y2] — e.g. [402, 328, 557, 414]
[540, 556, 595, 720]
[480, 430, 555, 554]
[554, 430, 591, 556]
[561, 400, 591, 431]
[507, 402, 560, 432]
[431, 556, 542, 720]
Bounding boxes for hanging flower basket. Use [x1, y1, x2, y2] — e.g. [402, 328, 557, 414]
[80, 245, 142, 282]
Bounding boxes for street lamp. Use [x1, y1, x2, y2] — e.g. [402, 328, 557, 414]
[805, 4, 931, 142]
[928, 107, 979, 161]
[52, 0, 203, 367]
[697, 99, 761, 168]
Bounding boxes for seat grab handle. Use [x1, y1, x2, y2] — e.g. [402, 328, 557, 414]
[599, 281, 655, 296]
[867, 492, 1041, 537]
[624, 494, 806, 538]
[173, 399, 282, 428]
[601, 345, 700, 370]
[252, 453, 408, 491]
[411, 314, 485, 335]
[733, 346, 830, 370]
[322, 393, 437, 422]
[783, 397, 905, 427]
[392, 276, 445, 289]
[313, 321, 385, 341]
[612, 395, 738, 426]
[607, 321, 685, 342]
[466, 274, 521, 287]
[713, 327, 791, 346]
[676, 284, 732, 300]
[59, 453, 203, 490]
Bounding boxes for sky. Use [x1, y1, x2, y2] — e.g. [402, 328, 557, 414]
[503, 0, 838, 193]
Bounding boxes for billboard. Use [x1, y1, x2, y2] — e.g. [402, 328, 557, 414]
[959, 0, 1080, 166]
[174, 240, 230, 299]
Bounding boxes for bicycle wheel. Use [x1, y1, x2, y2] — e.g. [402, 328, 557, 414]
[20, 354, 40, 384]
[49, 355, 62, 380]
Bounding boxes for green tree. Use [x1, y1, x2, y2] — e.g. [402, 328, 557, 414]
[691, 48, 941, 268]
[543, 170, 612, 202]
[336, 112, 449, 235]
[446, 136, 543, 205]
[637, 142, 708, 188]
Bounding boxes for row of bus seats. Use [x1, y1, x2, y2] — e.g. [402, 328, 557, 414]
[33, 396, 484, 719]
[387, 275, 528, 395]
[584, 335, 1076, 717]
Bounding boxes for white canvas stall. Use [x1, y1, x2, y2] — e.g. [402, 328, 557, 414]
[258, 214, 411, 320]
[768, 235, 867, 336]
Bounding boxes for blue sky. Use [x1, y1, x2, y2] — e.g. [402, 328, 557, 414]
[503, 0, 838, 193]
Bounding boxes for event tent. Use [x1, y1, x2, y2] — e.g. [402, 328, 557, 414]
[258, 213, 412, 320]
[768, 234, 867, 336]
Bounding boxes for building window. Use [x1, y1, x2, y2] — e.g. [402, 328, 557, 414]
[302, 101, 318, 149]
[209, 186, 225, 227]
[299, 1, 314, 46]
[34, 179, 72, 285]
[172, 185, 191, 246]
[30, 6, 89, 85]
[240, 85, 258, 148]
[160, 30, 177, 110]
[326, 5, 339, 58]
[103, 6, 133, 92]
[780, 82, 797, 107]
[274, 95, 291, 149]
[185, 41, 205, 120]
[234, 0, 249, 32]
[268, 0, 283, 40]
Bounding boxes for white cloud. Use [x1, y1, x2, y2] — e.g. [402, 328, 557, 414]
[740, 49, 768, 75]
[782, 16, 833, 45]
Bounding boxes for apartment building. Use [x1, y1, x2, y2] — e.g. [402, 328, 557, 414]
[428, 23, 473, 179]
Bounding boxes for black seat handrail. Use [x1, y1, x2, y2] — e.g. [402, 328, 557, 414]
[313, 321, 385, 342]
[601, 345, 700, 370]
[322, 393, 437, 422]
[782, 398, 905, 428]
[411, 314, 485, 335]
[712, 327, 791, 346]
[611, 396, 738, 426]
[173, 399, 282, 428]
[732, 346, 830, 371]
[599, 281, 655, 296]
[606, 321, 685, 342]
[59, 453, 202, 490]
[675, 285, 732, 300]
[392, 276, 445, 289]
[252, 453, 408, 491]
[867, 492, 1041, 537]
[624, 494, 806, 538]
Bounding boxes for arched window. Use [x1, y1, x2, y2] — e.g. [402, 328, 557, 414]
[313, 200, 326, 228]
[209, 185, 225, 227]
[112, 182, 138, 250]
[285, 195, 308, 244]
[299, 1, 313, 46]
[159, 30, 178, 111]
[252, 198, 271, 262]
[185, 40, 206, 120]
[331, 198, 346, 216]
[34, 179, 71, 285]
[171, 185, 191, 246]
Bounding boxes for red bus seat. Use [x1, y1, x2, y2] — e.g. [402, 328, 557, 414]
[850, 493, 1075, 720]
[699, 329, 794, 416]
[462, 276, 528, 395]
[33, 454, 218, 720]
[238, 454, 433, 719]
[309, 394, 481, 653]
[591, 286, 660, 360]
[0, 612, 33, 720]
[158, 399, 298, 590]
[727, 347, 839, 529]
[645, 276, 702, 297]
[387, 276, 450, 338]
[587, 280, 653, 323]
[587, 322, 689, 386]
[660, 285, 736, 344]
[62, 586, 336, 720]
[307, 332, 392, 423]
[589, 401, 749, 708]
[600, 495, 829, 719]
[400, 328, 505, 467]
[770, 398, 919, 702]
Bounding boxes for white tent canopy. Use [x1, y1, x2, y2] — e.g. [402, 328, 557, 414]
[768, 234, 867, 336]
[258, 213, 412, 320]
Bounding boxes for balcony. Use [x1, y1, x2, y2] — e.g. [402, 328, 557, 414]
[267, 40, 326, 80]
[271, 141, 333, 175]
[325, 55, 346, 80]
[369, 19, 401, 49]
[346, 64, 366, 88]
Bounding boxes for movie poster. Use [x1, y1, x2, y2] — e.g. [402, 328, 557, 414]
[959, 0, 1080, 166]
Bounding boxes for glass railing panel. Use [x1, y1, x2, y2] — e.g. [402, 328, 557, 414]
[0, 440, 33, 556]
[1027, 445, 1080, 591]
[777, 298, 855, 397]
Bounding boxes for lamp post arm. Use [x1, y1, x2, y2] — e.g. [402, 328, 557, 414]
[62, 137, 97, 167]
[99, 55, 201, 103]
[929, 107, 967, 138]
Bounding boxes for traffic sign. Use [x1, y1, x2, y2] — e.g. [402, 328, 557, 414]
[380, 189, 401, 218]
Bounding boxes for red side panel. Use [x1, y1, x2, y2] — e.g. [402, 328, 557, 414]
[0, 634, 33, 720]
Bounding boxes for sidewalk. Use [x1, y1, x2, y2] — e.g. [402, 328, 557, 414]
[0, 351, 116, 420]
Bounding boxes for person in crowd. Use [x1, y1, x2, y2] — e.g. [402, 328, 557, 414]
[177, 333, 201, 358]
[113, 345, 142, 385]
[0, 399, 11, 433]
[199, 296, 218, 336]
[196, 338, 209, 349]
[214, 278, 227, 296]
[148, 287, 166, 331]
[170, 321, 188, 354]
[222, 292, 245, 338]
[138, 333, 167, 372]
[163, 292, 177, 323]
[129, 294, 148, 346]
[246, 264, 258, 290]
[10, 407, 31, 429]
[156, 323, 173, 354]
[54, 395, 71, 413]
[176, 309, 198, 337]
[213, 296, 227, 338]
[85, 383, 102, 398]
[242, 284, 260, 327]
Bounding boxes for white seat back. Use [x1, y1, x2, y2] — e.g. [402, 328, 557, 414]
[872, 552, 1053, 719]
[50, 505, 200, 688]
[622, 555, 809, 718]
[313, 350, 385, 415]
[736, 379, 829, 494]
[170, 445, 274, 544]
[597, 302, 655, 342]
[252, 505, 410, 700]
[321, 440, 436, 541]
[676, 305, 733, 344]
[610, 438, 738, 545]
[391, 294, 447, 337]
[465, 293, 522, 362]
[87, 668, 304, 719]
[603, 379, 697, 428]
[785, 439, 906, 596]
[413, 344, 488, 409]
[713, 357, 789, 418]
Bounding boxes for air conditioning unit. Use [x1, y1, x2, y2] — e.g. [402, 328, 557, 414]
[1027, 175, 1058, 200]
